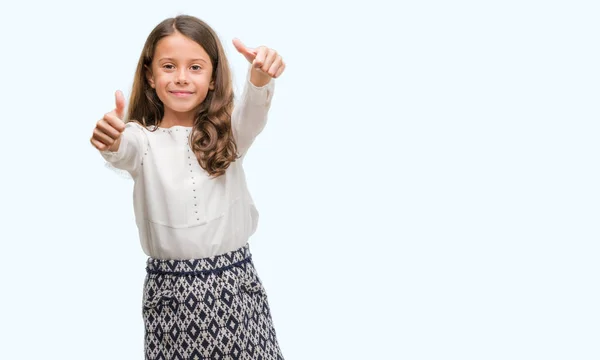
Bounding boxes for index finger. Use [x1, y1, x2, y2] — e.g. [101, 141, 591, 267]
[104, 112, 125, 133]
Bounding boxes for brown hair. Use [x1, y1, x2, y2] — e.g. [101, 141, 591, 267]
[127, 15, 238, 178]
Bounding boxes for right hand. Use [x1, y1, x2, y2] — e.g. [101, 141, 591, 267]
[90, 90, 126, 151]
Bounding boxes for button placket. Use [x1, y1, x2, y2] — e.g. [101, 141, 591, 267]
[141, 141, 149, 166]
[187, 130, 202, 223]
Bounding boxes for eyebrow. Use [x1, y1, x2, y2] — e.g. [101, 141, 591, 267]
[158, 57, 208, 64]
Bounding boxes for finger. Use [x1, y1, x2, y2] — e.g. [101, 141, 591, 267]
[267, 55, 283, 78]
[252, 46, 268, 70]
[103, 112, 126, 133]
[91, 137, 109, 151]
[274, 61, 286, 78]
[261, 50, 278, 75]
[92, 127, 116, 147]
[232, 38, 254, 55]
[98, 117, 123, 139]
[232, 38, 257, 63]
[115, 90, 125, 119]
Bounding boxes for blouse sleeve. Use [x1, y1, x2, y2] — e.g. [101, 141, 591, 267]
[99, 122, 145, 177]
[231, 69, 276, 156]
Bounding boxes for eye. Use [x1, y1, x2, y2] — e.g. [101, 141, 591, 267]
[190, 65, 202, 71]
[162, 64, 175, 70]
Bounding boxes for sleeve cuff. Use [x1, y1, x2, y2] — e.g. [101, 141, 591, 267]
[244, 69, 275, 106]
[99, 122, 137, 161]
[100, 141, 126, 161]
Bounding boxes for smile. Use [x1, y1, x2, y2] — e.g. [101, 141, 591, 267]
[169, 91, 195, 98]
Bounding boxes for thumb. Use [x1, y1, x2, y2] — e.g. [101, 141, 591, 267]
[232, 38, 257, 63]
[115, 90, 125, 119]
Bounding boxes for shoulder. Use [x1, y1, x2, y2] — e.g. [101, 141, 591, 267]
[124, 120, 146, 131]
[124, 121, 157, 137]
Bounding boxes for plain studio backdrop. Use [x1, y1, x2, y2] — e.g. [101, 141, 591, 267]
[0, 0, 598, 359]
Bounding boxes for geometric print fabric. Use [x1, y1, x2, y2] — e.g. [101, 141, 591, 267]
[143, 244, 284, 360]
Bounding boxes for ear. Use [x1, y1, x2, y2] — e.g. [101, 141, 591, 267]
[209, 80, 215, 90]
[145, 65, 155, 88]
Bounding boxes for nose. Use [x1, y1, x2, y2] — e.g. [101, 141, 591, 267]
[175, 68, 188, 85]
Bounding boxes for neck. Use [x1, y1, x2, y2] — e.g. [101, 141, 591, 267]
[160, 109, 195, 128]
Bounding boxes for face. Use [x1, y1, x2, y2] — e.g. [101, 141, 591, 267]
[146, 31, 214, 122]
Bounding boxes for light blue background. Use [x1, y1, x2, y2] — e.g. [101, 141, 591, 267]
[0, 0, 598, 359]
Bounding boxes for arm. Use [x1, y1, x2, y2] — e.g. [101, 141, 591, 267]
[91, 90, 143, 176]
[99, 122, 144, 175]
[232, 68, 275, 156]
[230, 39, 286, 156]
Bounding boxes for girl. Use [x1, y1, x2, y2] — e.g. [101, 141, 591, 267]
[90, 15, 285, 360]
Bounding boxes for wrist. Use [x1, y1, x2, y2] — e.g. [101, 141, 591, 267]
[249, 67, 271, 87]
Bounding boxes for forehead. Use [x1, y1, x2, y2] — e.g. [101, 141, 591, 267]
[154, 32, 210, 61]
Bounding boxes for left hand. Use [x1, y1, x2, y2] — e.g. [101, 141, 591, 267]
[233, 38, 286, 82]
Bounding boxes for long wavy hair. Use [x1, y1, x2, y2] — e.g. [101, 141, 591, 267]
[127, 15, 238, 178]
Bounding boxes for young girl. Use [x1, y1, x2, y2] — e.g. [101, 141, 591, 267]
[90, 15, 285, 360]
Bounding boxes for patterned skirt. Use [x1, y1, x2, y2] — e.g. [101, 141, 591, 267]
[142, 243, 284, 360]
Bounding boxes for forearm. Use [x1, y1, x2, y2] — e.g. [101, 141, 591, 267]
[231, 70, 275, 155]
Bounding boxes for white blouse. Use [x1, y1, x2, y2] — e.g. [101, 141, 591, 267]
[100, 76, 275, 260]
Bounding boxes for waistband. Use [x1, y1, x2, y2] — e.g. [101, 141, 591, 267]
[145, 243, 252, 276]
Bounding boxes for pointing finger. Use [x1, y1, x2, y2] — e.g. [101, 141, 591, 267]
[232, 38, 257, 63]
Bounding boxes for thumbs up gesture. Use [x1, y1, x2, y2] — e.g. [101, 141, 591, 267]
[233, 38, 285, 86]
[90, 90, 126, 152]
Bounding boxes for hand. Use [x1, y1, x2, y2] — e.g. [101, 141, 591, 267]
[233, 38, 285, 83]
[90, 90, 126, 151]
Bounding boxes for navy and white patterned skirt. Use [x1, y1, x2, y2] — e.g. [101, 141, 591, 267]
[142, 243, 284, 360]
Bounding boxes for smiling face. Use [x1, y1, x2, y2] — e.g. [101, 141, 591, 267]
[146, 31, 214, 124]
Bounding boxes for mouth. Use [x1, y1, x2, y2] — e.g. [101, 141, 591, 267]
[169, 91, 195, 98]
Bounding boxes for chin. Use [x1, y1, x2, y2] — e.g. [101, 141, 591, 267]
[166, 102, 202, 113]
[169, 103, 193, 110]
